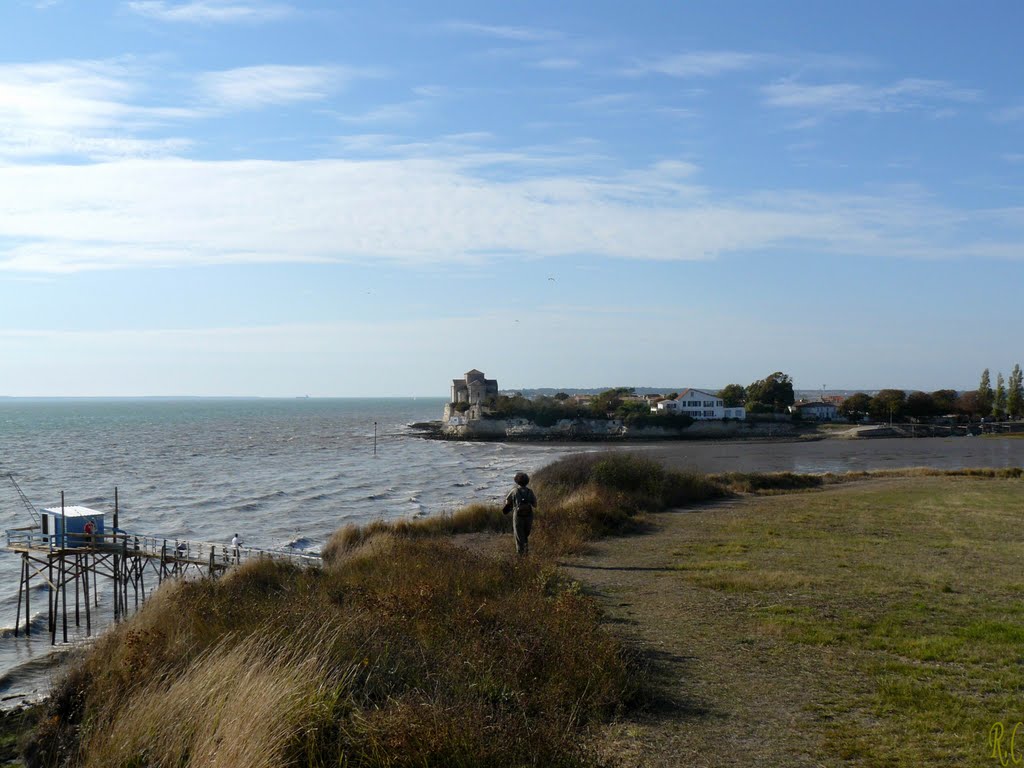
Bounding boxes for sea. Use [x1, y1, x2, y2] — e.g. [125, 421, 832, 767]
[0, 397, 578, 704]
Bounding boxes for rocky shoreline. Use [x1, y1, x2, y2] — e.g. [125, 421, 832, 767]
[409, 418, 808, 442]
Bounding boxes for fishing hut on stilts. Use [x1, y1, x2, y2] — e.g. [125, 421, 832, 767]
[4, 477, 320, 645]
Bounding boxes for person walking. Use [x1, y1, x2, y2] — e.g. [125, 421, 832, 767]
[503, 472, 538, 556]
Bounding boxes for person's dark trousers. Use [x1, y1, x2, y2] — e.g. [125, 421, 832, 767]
[513, 510, 533, 555]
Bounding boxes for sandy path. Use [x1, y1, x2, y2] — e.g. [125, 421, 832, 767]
[559, 502, 835, 768]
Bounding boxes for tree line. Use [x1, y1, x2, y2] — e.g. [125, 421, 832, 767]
[709, 366, 1024, 422]
[831, 365, 1022, 423]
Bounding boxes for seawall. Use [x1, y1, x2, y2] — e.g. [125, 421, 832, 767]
[437, 417, 797, 441]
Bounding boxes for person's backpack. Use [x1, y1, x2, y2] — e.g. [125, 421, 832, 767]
[514, 487, 535, 515]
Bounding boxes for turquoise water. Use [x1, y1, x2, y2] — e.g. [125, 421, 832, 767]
[0, 397, 577, 701]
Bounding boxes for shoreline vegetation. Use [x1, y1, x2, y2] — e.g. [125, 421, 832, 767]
[9, 456, 1024, 766]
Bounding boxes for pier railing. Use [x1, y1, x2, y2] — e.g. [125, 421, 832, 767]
[4, 527, 321, 568]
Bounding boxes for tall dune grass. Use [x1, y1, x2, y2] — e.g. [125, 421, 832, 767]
[29, 540, 630, 768]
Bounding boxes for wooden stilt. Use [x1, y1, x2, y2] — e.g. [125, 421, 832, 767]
[61, 556, 68, 643]
[47, 557, 55, 639]
[15, 556, 24, 638]
[83, 553, 91, 637]
[24, 555, 30, 637]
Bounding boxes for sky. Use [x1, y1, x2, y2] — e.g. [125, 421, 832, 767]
[0, 1, 1022, 397]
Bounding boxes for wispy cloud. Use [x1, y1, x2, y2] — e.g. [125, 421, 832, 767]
[0, 59, 196, 159]
[572, 92, 637, 110]
[624, 51, 767, 78]
[197, 65, 358, 109]
[0, 156, 1019, 275]
[335, 101, 423, 125]
[441, 20, 563, 42]
[532, 58, 580, 71]
[763, 78, 980, 115]
[125, 0, 294, 23]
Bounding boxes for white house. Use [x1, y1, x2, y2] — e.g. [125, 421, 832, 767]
[655, 388, 746, 420]
[790, 401, 839, 421]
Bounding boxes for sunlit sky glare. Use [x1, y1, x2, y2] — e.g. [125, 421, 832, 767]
[1, 1, 1022, 396]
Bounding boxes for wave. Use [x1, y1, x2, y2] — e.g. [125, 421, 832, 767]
[0, 611, 51, 639]
[0, 645, 69, 698]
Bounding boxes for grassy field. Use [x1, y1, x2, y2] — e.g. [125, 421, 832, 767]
[572, 473, 1024, 767]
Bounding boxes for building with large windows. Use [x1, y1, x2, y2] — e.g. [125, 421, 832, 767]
[655, 388, 746, 420]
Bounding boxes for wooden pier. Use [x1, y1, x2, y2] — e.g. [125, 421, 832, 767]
[4, 527, 321, 645]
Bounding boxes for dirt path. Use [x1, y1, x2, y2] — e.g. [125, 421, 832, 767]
[559, 501, 838, 768]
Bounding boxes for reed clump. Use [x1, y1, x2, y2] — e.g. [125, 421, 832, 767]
[28, 539, 630, 768]
[323, 502, 508, 560]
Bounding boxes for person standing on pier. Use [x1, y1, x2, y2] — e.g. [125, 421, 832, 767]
[231, 533, 242, 563]
[503, 472, 537, 556]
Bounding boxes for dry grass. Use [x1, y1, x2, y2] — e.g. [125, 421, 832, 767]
[29, 539, 631, 768]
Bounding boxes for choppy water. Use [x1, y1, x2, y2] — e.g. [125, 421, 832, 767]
[0, 397, 579, 703]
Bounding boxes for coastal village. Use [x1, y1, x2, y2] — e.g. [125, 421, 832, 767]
[441, 368, 1023, 439]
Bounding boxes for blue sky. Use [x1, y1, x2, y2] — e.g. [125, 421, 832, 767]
[1, 1, 1022, 396]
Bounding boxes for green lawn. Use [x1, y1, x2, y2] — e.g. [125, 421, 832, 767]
[667, 476, 1024, 766]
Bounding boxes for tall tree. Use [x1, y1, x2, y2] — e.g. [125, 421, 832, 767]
[930, 389, 959, 415]
[717, 384, 746, 408]
[745, 372, 795, 413]
[1007, 364, 1023, 420]
[868, 389, 907, 423]
[840, 393, 871, 422]
[978, 368, 994, 416]
[994, 372, 1007, 420]
[905, 391, 937, 422]
[956, 390, 981, 420]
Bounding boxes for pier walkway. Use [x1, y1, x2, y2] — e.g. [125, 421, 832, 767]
[3, 528, 322, 645]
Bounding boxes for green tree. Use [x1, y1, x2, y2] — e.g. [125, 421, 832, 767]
[717, 384, 746, 408]
[590, 387, 634, 417]
[869, 389, 907, 423]
[615, 400, 651, 419]
[840, 393, 871, 422]
[905, 391, 937, 422]
[1007, 364, 1023, 420]
[977, 369, 993, 416]
[745, 372, 795, 413]
[956, 390, 982, 420]
[993, 372, 1007, 420]
[930, 389, 959, 415]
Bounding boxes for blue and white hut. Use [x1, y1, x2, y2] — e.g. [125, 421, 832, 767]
[40, 506, 105, 548]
